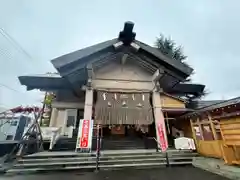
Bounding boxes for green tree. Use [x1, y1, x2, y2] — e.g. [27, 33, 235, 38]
[155, 34, 207, 100]
[155, 34, 187, 62]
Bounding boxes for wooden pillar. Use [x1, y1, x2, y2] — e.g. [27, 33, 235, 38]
[190, 118, 197, 141]
[165, 112, 171, 134]
[208, 113, 218, 140]
[75, 87, 94, 152]
[83, 88, 93, 120]
[197, 117, 204, 140]
[152, 91, 168, 151]
[49, 108, 58, 127]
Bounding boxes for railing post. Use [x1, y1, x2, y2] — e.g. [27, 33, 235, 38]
[95, 124, 100, 172]
[165, 152, 170, 167]
[156, 141, 159, 152]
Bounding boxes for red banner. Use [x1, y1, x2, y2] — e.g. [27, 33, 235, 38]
[80, 120, 90, 148]
[157, 123, 168, 152]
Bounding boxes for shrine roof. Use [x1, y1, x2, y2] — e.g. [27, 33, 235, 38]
[197, 97, 240, 111]
[51, 22, 193, 80]
[18, 22, 204, 94]
[181, 96, 240, 118]
[18, 74, 70, 91]
[18, 73, 205, 98]
[165, 83, 205, 97]
[188, 100, 225, 109]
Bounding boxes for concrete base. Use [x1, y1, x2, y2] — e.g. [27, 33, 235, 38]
[193, 157, 240, 180]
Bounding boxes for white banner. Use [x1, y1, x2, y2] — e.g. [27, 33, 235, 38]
[75, 119, 94, 152]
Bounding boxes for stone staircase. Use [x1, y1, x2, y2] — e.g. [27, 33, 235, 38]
[101, 136, 157, 150]
[50, 129, 78, 151]
[4, 149, 198, 174]
[51, 136, 156, 151]
[51, 137, 77, 151]
[102, 138, 144, 150]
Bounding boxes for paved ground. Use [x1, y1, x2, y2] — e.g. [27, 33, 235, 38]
[0, 167, 229, 180]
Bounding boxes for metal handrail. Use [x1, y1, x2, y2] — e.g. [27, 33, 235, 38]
[95, 125, 101, 172]
[148, 137, 169, 167]
[147, 137, 160, 152]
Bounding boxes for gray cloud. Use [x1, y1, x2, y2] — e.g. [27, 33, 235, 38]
[0, 0, 240, 108]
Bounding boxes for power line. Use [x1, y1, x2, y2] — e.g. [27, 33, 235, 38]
[0, 46, 14, 60]
[0, 83, 22, 93]
[0, 83, 43, 106]
[0, 28, 35, 62]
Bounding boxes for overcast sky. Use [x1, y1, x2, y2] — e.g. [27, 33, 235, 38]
[0, 0, 239, 108]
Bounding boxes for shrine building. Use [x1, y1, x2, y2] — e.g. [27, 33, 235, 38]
[18, 22, 206, 152]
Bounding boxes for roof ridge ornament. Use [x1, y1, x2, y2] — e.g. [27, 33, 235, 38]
[118, 21, 136, 45]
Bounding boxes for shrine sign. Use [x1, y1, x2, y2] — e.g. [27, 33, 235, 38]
[76, 119, 93, 151]
[157, 122, 168, 152]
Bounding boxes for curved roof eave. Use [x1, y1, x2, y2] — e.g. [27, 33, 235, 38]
[51, 38, 119, 72]
[165, 83, 205, 95]
[50, 22, 193, 79]
[134, 40, 193, 77]
[18, 75, 72, 91]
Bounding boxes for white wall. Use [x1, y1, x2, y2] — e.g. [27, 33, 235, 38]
[49, 108, 78, 136]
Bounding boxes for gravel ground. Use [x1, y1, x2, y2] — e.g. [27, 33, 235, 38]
[0, 167, 229, 180]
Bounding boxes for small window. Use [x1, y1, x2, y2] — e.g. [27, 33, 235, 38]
[214, 123, 222, 140]
[201, 125, 214, 141]
[66, 116, 75, 127]
[10, 121, 18, 126]
[194, 126, 203, 140]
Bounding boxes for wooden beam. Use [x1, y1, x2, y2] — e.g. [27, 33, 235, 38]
[165, 112, 171, 134]
[197, 117, 204, 140]
[130, 42, 140, 51]
[87, 64, 94, 87]
[208, 113, 218, 140]
[121, 54, 128, 65]
[190, 118, 198, 148]
[113, 41, 123, 49]
[192, 121, 211, 125]
[152, 69, 164, 82]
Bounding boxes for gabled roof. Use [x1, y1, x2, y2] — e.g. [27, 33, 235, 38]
[188, 100, 225, 109]
[182, 96, 240, 118]
[51, 39, 119, 75]
[134, 40, 193, 76]
[197, 97, 240, 111]
[19, 22, 201, 92]
[50, 22, 193, 82]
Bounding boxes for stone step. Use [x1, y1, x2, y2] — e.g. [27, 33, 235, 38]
[14, 157, 166, 169]
[7, 162, 167, 174]
[22, 152, 94, 159]
[19, 153, 166, 164]
[4, 150, 198, 174]
[168, 152, 199, 157]
[101, 146, 145, 150]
